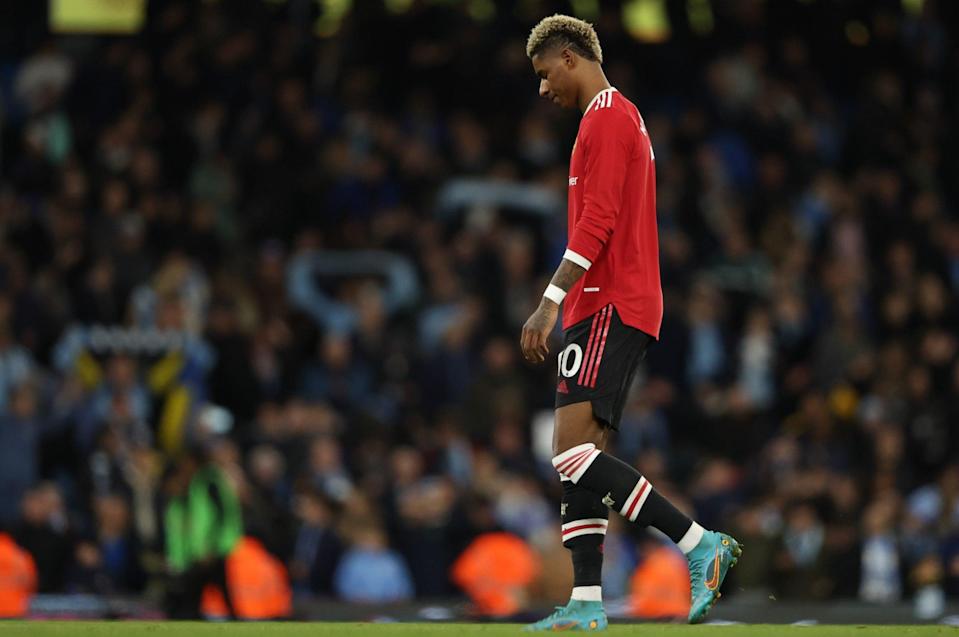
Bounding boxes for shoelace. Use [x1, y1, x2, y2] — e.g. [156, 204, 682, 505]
[537, 605, 571, 625]
[689, 556, 705, 598]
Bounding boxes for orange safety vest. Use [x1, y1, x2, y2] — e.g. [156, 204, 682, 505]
[0, 533, 37, 618]
[201, 537, 292, 619]
[628, 544, 691, 620]
[451, 532, 540, 617]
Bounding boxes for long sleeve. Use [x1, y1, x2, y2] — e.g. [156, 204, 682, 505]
[561, 90, 663, 338]
[567, 110, 635, 264]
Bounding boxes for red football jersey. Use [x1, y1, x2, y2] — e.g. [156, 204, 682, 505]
[562, 87, 663, 339]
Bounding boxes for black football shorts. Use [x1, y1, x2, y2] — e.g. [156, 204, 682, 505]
[554, 303, 652, 430]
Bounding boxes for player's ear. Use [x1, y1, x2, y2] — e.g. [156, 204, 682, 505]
[562, 48, 576, 69]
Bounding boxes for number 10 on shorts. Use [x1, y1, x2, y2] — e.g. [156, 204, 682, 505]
[558, 343, 583, 378]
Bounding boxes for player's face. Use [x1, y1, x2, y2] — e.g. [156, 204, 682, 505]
[532, 50, 576, 109]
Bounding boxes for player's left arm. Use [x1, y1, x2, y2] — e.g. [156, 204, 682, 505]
[520, 110, 635, 364]
[567, 108, 635, 265]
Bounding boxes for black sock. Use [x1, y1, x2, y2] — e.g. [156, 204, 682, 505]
[561, 480, 607, 588]
[635, 488, 693, 543]
[554, 445, 693, 544]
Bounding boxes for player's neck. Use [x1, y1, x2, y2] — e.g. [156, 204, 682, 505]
[578, 71, 613, 113]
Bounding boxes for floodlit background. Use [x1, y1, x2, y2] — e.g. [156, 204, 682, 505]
[0, 0, 958, 623]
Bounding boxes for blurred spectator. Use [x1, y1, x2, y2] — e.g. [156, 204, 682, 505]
[200, 537, 292, 621]
[0, 382, 47, 526]
[387, 447, 459, 596]
[451, 532, 540, 617]
[243, 444, 294, 560]
[333, 523, 414, 604]
[163, 449, 243, 619]
[0, 322, 35, 412]
[68, 493, 145, 594]
[627, 537, 690, 621]
[13, 483, 74, 592]
[289, 489, 342, 597]
[82, 355, 150, 449]
[774, 502, 830, 600]
[0, 532, 37, 618]
[860, 495, 901, 603]
[306, 435, 353, 504]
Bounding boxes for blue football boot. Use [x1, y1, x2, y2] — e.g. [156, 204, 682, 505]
[523, 599, 608, 631]
[686, 530, 742, 623]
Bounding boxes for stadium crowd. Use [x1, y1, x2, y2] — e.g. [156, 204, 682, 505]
[1, 0, 958, 616]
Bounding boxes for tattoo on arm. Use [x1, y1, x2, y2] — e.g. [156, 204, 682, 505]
[550, 258, 587, 293]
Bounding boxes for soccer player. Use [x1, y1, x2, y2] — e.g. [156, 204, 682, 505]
[519, 15, 741, 630]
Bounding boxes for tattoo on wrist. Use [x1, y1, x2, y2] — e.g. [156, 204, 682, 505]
[550, 258, 587, 292]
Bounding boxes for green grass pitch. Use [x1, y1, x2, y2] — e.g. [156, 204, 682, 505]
[0, 623, 954, 636]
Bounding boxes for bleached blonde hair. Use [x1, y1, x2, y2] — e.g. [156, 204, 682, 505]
[526, 14, 603, 64]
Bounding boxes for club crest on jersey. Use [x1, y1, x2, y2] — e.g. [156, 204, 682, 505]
[568, 177, 578, 186]
[602, 492, 615, 507]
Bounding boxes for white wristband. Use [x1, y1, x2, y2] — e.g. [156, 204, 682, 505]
[543, 284, 567, 305]
[563, 249, 592, 270]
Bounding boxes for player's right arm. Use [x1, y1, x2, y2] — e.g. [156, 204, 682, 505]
[520, 257, 587, 363]
[521, 110, 635, 364]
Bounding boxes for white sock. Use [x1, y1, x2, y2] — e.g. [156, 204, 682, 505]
[570, 585, 602, 602]
[677, 522, 705, 554]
